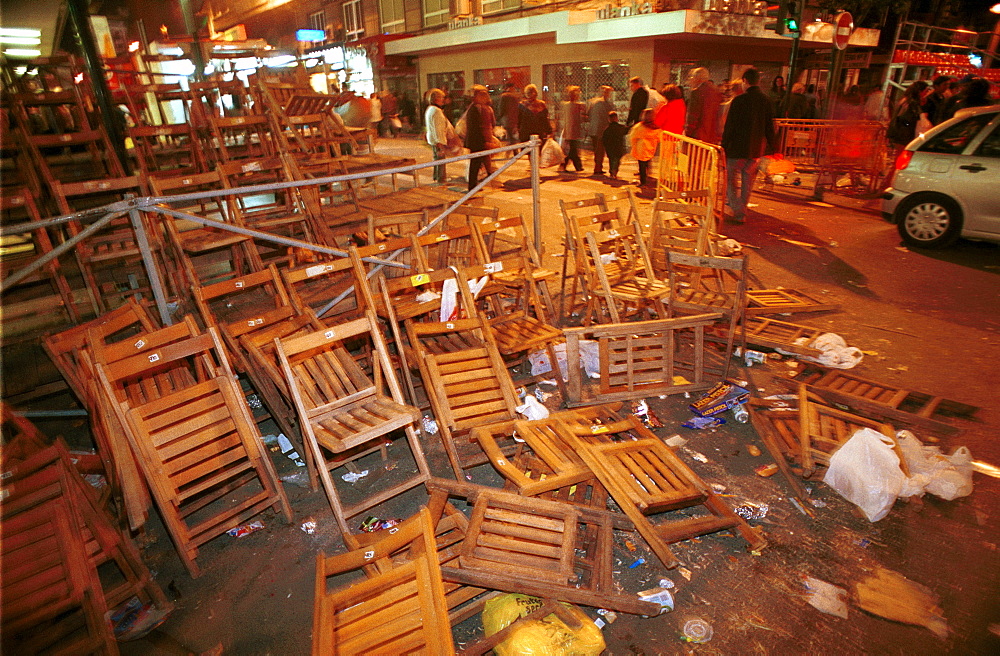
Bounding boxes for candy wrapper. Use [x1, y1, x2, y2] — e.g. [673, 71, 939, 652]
[689, 380, 751, 417]
[682, 415, 726, 430]
[360, 516, 402, 533]
[631, 399, 664, 428]
[227, 520, 264, 538]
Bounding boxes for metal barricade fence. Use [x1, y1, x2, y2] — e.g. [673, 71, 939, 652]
[775, 119, 888, 196]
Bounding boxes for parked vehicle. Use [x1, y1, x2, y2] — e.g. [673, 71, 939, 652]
[882, 106, 1000, 248]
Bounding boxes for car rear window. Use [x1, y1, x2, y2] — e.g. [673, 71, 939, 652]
[919, 113, 997, 155]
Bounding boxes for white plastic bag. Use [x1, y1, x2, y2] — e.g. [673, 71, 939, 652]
[823, 428, 905, 521]
[529, 341, 600, 381]
[896, 430, 974, 501]
[540, 139, 563, 168]
[516, 395, 550, 421]
[785, 332, 864, 369]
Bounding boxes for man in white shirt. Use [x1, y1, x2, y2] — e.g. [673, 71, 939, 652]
[424, 88, 454, 183]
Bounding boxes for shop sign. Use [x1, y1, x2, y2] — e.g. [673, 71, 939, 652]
[448, 15, 483, 30]
[596, 2, 654, 20]
[701, 0, 768, 16]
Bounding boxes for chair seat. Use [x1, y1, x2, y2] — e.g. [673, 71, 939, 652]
[313, 394, 420, 453]
[179, 229, 251, 253]
[606, 276, 671, 302]
[490, 315, 562, 355]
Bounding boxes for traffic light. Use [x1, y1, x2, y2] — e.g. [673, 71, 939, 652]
[765, 2, 788, 35]
[785, 2, 800, 35]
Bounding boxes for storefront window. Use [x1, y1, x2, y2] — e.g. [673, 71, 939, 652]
[427, 71, 466, 122]
[423, 0, 450, 27]
[379, 0, 406, 33]
[344, 0, 366, 42]
[474, 66, 531, 105]
[481, 0, 520, 15]
[542, 60, 631, 112]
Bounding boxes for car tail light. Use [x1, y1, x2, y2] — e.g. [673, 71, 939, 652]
[894, 149, 914, 171]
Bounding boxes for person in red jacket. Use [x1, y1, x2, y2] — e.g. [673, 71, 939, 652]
[654, 84, 685, 133]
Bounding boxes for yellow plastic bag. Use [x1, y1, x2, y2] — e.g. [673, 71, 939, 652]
[481, 594, 605, 656]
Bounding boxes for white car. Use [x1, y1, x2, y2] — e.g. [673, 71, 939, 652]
[882, 105, 1000, 248]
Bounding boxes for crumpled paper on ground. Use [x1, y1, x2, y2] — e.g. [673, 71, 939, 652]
[781, 332, 864, 369]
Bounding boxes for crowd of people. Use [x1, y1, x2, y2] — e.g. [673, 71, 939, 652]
[420, 69, 995, 217]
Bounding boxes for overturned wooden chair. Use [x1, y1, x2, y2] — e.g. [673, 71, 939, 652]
[276, 312, 430, 534]
[94, 326, 292, 577]
[312, 507, 454, 655]
[406, 316, 521, 478]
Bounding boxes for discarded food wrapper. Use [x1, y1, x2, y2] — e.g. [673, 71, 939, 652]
[631, 399, 664, 428]
[421, 416, 439, 435]
[689, 380, 751, 417]
[734, 502, 769, 520]
[227, 520, 264, 538]
[300, 518, 317, 535]
[637, 587, 675, 614]
[360, 516, 401, 533]
[279, 470, 310, 488]
[341, 469, 369, 483]
[658, 578, 675, 589]
[802, 576, 849, 619]
[682, 415, 725, 430]
[106, 596, 170, 641]
[686, 450, 709, 463]
[681, 618, 713, 643]
[596, 609, 617, 624]
[755, 463, 779, 477]
[516, 395, 550, 420]
[711, 483, 727, 494]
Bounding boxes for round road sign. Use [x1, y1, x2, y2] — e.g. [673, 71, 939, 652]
[834, 11, 854, 50]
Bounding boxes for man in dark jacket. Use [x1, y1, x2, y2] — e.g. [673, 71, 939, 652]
[720, 67, 779, 223]
[627, 76, 649, 127]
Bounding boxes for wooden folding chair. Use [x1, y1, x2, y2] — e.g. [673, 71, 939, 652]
[472, 213, 558, 312]
[560, 206, 628, 322]
[666, 251, 749, 380]
[1, 187, 81, 325]
[0, 502, 118, 655]
[406, 316, 521, 477]
[781, 363, 978, 436]
[51, 175, 175, 314]
[129, 123, 206, 179]
[218, 156, 329, 263]
[276, 313, 429, 533]
[43, 300, 159, 529]
[559, 415, 767, 569]
[194, 265, 326, 465]
[150, 169, 265, 288]
[312, 507, 455, 655]
[583, 219, 670, 324]
[1, 433, 169, 614]
[94, 326, 292, 577]
[745, 288, 840, 316]
[425, 478, 660, 616]
[209, 114, 280, 163]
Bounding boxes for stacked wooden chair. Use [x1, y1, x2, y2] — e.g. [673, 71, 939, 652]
[92, 323, 292, 576]
[276, 298, 430, 533]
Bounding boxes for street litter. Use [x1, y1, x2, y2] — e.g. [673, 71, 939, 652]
[755, 463, 779, 477]
[824, 428, 905, 521]
[341, 470, 369, 483]
[689, 380, 751, 417]
[896, 431, 974, 500]
[106, 596, 171, 641]
[855, 568, 948, 639]
[685, 450, 709, 463]
[747, 445, 762, 456]
[637, 586, 675, 614]
[682, 415, 725, 429]
[734, 502, 769, 520]
[632, 399, 664, 428]
[482, 594, 605, 656]
[227, 521, 264, 538]
[530, 340, 600, 380]
[802, 576, 849, 619]
[421, 415, 439, 435]
[664, 434, 687, 447]
[516, 395, 550, 420]
[780, 333, 863, 369]
[300, 518, 317, 535]
[628, 558, 645, 569]
[359, 516, 401, 532]
[681, 617, 714, 643]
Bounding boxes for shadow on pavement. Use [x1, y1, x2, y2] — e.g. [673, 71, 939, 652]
[724, 210, 879, 299]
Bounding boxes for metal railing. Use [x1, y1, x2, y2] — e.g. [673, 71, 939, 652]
[774, 119, 888, 196]
[656, 130, 726, 229]
[1, 138, 543, 328]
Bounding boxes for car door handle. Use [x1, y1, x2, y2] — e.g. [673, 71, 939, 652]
[959, 164, 987, 172]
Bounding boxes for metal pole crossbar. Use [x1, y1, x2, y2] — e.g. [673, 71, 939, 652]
[1, 138, 543, 327]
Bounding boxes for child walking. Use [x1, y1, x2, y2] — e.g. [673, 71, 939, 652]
[629, 108, 661, 187]
[602, 111, 628, 180]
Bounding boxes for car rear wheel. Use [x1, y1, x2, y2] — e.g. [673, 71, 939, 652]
[896, 193, 963, 249]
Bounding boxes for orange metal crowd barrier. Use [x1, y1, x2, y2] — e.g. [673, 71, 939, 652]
[775, 119, 888, 196]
